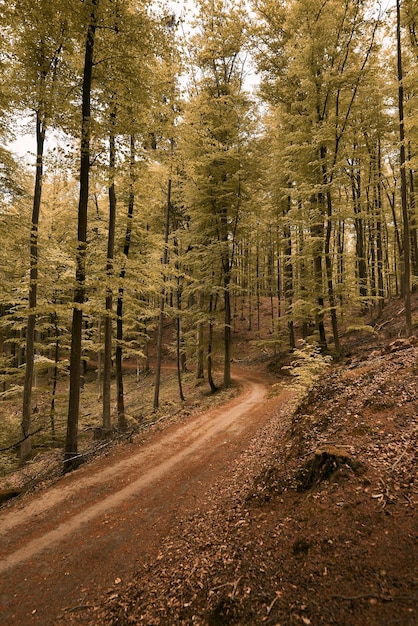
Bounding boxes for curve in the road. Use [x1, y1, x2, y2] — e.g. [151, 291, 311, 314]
[0, 371, 266, 575]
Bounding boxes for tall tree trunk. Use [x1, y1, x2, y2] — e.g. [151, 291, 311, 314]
[116, 134, 136, 431]
[196, 292, 204, 379]
[207, 294, 217, 393]
[102, 110, 117, 432]
[176, 304, 185, 401]
[336, 220, 345, 309]
[153, 177, 171, 410]
[21, 112, 45, 462]
[247, 244, 252, 331]
[351, 165, 367, 302]
[376, 140, 385, 313]
[284, 196, 295, 351]
[223, 275, 232, 388]
[321, 147, 340, 357]
[311, 202, 327, 350]
[174, 236, 185, 402]
[221, 219, 232, 388]
[324, 190, 340, 356]
[65, 0, 98, 470]
[97, 314, 102, 399]
[255, 238, 260, 332]
[408, 146, 418, 278]
[268, 240, 275, 333]
[49, 311, 59, 439]
[397, 0, 412, 336]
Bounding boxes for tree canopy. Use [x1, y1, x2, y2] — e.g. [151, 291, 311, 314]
[0, 0, 417, 467]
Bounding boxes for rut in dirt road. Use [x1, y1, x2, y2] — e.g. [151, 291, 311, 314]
[0, 370, 279, 625]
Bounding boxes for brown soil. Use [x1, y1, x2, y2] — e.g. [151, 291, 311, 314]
[0, 367, 282, 624]
[0, 299, 417, 626]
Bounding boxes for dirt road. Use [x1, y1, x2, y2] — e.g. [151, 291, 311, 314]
[0, 369, 278, 625]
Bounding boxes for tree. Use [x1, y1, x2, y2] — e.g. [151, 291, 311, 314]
[397, 0, 412, 335]
[115, 134, 136, 429]
[92, 0, 167, 424]
[65, 0, 99, 470]
[182, 0, 253, 387]
[253, 0, 379, 354]
[102, 106, 117, 432]
[7, 0, 74, 461]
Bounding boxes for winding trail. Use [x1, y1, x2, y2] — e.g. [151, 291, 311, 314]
[0, 368, 283, 625]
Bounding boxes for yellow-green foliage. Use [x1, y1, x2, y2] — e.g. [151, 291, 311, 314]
[346, 324, 377, 335]
[0, 409, 21, 474]
[283, 341, 332, 398]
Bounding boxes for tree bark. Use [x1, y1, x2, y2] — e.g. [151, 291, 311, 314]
[223, 277, 232, 388]
[103, 109, 117, 432]
[196, 292, 204, 379]
[174, 236, 185, 402]
[284, 196, 295, 350]
[207, 294, 217, 393]
[376, 140, 385, 313]
[310, 204, 327, 350]
[21, 112, 45, 462]
[407, 148, 418, 277]
[65, 0, 98, 470]
[397, 0, 412, 336]
[153, 177, 171, 410]
[351, 162, 368, 302]
[49, 311, 59, 439]
[116, 134, 136, 431]
[320, 146, 340, 356]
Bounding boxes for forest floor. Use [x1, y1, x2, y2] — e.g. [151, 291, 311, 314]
[0, 296, 417, 625]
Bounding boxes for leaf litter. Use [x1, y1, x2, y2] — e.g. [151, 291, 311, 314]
[63, 299, 417, 626]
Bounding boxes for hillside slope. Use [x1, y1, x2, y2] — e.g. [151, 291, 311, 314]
[73, 299, 417, 626]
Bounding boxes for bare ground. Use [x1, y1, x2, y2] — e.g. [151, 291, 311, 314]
[0, 367, 284, 624]
[0, 298, 417, 626]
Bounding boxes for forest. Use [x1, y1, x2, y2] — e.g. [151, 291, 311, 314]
[0, 0, 417, 473]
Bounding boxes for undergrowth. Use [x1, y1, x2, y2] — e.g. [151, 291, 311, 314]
[275, 341, 332, 402]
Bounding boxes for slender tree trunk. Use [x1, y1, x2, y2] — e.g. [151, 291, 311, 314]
[174, 237, 185, 402]
[383, 181, 403, 264]
[367, 213, 377, 299]
[376, 141, 385, 313]
[21, 112, 45, 463]
[324, 189, 341, 356]
[247, 245, 252, 331]
[153, 178, 171, 410]
[268, 242, 275, 333]
[320, 146, 340, 356]
[207, 294, 217, 393]
[65, 0, 98, 470]
[224, 276, 232, 387]
[351, 165, 367, 302]
[240, 241, 246, 321]
[97, 314, 102, 399]
[116, 134, 135, 431]
[49, 312, 59, 439]
[220, 206, 232, 388]
[196, 292, 204, 379]
[311, 206, 327, 349]
[277, 252, 282, 319]
[176, 312, 185, 400]
[408, 152, 418, 277]
[255, 238, 260, 332]
[176, 288, 185, 402]
[397, 0, 412, 336]
[103, 110, 117, 432]
[336, 220, 345, 309]
[284, 197, 295, 351]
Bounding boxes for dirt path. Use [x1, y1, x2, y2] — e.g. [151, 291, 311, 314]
[0, 369, 280, 625]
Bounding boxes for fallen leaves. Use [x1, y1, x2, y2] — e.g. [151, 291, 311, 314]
[61, 316, 417, 626]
